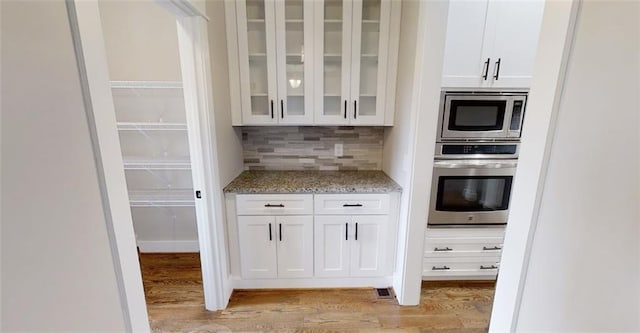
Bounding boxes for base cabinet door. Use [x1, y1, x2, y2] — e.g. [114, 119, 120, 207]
[276, 216, 314, 278]
[238, 216, 278, 279]
[350, 215, 388, 277]
[314, 215, 350, 277]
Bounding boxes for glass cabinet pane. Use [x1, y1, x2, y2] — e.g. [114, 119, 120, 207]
[284, 0, 304, 116]
[358, 0, 381, 116]
[323, 0, 343, 117]
[246, 0, 270, 116]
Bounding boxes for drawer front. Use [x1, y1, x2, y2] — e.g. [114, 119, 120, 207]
[422, 257, 501, 278]
[236, 194, 313, 215]
[425, 227, 505, 239]
[424, 237, 504, 258]
[314, 194, 390, 215]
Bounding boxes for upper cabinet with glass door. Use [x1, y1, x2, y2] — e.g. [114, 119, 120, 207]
[228, 0, 314, 125]
[314, 0, 401, 125]
[226, 0, 401, 126]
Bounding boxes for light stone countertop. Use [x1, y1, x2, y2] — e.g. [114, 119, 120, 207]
[223, 170, 402, 194]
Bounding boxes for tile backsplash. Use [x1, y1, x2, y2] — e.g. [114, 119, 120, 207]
[242, 126, 384, 171]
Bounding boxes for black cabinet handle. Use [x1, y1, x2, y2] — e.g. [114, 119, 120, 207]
[280, 99, 284, 119]
[482, 57, 490, 80]
[354, 100, 357, 119]
[483, 246, 502, 251]
[268, 223, 272, 241]
[345, 223, 348, 240]
[270, 100, 274, 118]
[432, 266, 450, 271]
[344, 100, 347, 119]
[355, 222, 358, 240]
[195, 190, 202, 199]
[279, 223, 282, 241]
[480, 265, 498, 270]
[434, 247, 453, 252]
[264, 204, 285, 208]
[493, 58, 501, 80]
[343, 204, 363, 207]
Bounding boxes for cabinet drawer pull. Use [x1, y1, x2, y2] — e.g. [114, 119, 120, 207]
[280, 99, 284, 119]
[268, 223, 272, 241]
[343, 203, 363, 207]
[432, 265, 450, 271]
[279, 223, 282, 241]
[264, 204, 285, 208]
[434, 247, 453, 252]
[480, 265, 498, 270]
[483, 246, 502, 251]
[482, 57, 490, 80]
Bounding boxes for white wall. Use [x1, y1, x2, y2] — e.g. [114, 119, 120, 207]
[515, 1, 639, 330]
[99, 0, 181, 81]
[1, 1, 127, 331]
[382, 0, 447, 305]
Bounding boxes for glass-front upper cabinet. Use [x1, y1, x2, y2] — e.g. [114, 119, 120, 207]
[233, 0, 313, 125]
[314, 0, 399, 125]
[226, 0, 401, 126]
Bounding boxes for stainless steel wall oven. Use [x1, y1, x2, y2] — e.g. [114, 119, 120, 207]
[429, 91, 527, 226]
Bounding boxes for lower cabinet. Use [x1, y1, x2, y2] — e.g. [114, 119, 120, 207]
[314, 215, 389, 278]
[238, 215, 313, 279]
[422, 227, 505, 280]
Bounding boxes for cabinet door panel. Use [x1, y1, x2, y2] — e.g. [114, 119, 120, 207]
[275, 0, 314, 124]
[485, 0, 544, 88]
[238, 216, 277, 278]
[314, 0, 352, 125]
[441, 0, 491, 88]
[350, 215, 389, 277]
[276, 216, 313, 278]
[237, 0, 278, 124]
[350, 0, 387, 125]
[314, 216, 350, 277]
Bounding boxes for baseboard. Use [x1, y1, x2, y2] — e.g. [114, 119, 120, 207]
[137, 240, 199, 253]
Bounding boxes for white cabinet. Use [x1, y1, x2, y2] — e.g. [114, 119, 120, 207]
[422, 227, 505, 280]
[441, 0, 544, 89]
[313, 0, 400, 125]
[238, 215, 314, 279]
[314, 193, 392, 278]
[226, 0, 401, 126]
[315, 215, 389, 277]
[231, 0, 314, 125]
[235, 194, 314, 279]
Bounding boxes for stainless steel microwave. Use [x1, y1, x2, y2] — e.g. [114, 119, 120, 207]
[438, 91, 527, 141]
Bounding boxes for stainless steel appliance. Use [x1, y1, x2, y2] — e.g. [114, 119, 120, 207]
[438, 91, 527, 141]
[429, 159, 517, 226]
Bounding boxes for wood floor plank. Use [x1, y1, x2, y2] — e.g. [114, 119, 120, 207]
[140, 253, 495, 332]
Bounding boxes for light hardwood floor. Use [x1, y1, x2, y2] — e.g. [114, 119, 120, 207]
[140, 253, 494, 332]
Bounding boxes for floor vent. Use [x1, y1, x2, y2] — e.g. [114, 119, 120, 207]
[375, 287, 394, 299]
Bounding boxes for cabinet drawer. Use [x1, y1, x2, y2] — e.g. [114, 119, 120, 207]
[236, 194, 313, 215]
[314, 194, 390, 215]
[425, 227, 505, 239]
[424, 237, 504, 258]
[422, 257, 500, 278]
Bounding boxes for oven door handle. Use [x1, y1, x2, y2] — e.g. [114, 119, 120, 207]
[433, 160, 518, 169]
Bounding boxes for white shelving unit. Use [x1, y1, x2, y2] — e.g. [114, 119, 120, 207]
[112, 81, 199, 253]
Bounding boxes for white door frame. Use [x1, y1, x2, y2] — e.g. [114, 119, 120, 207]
[68, 0, 230, 331]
